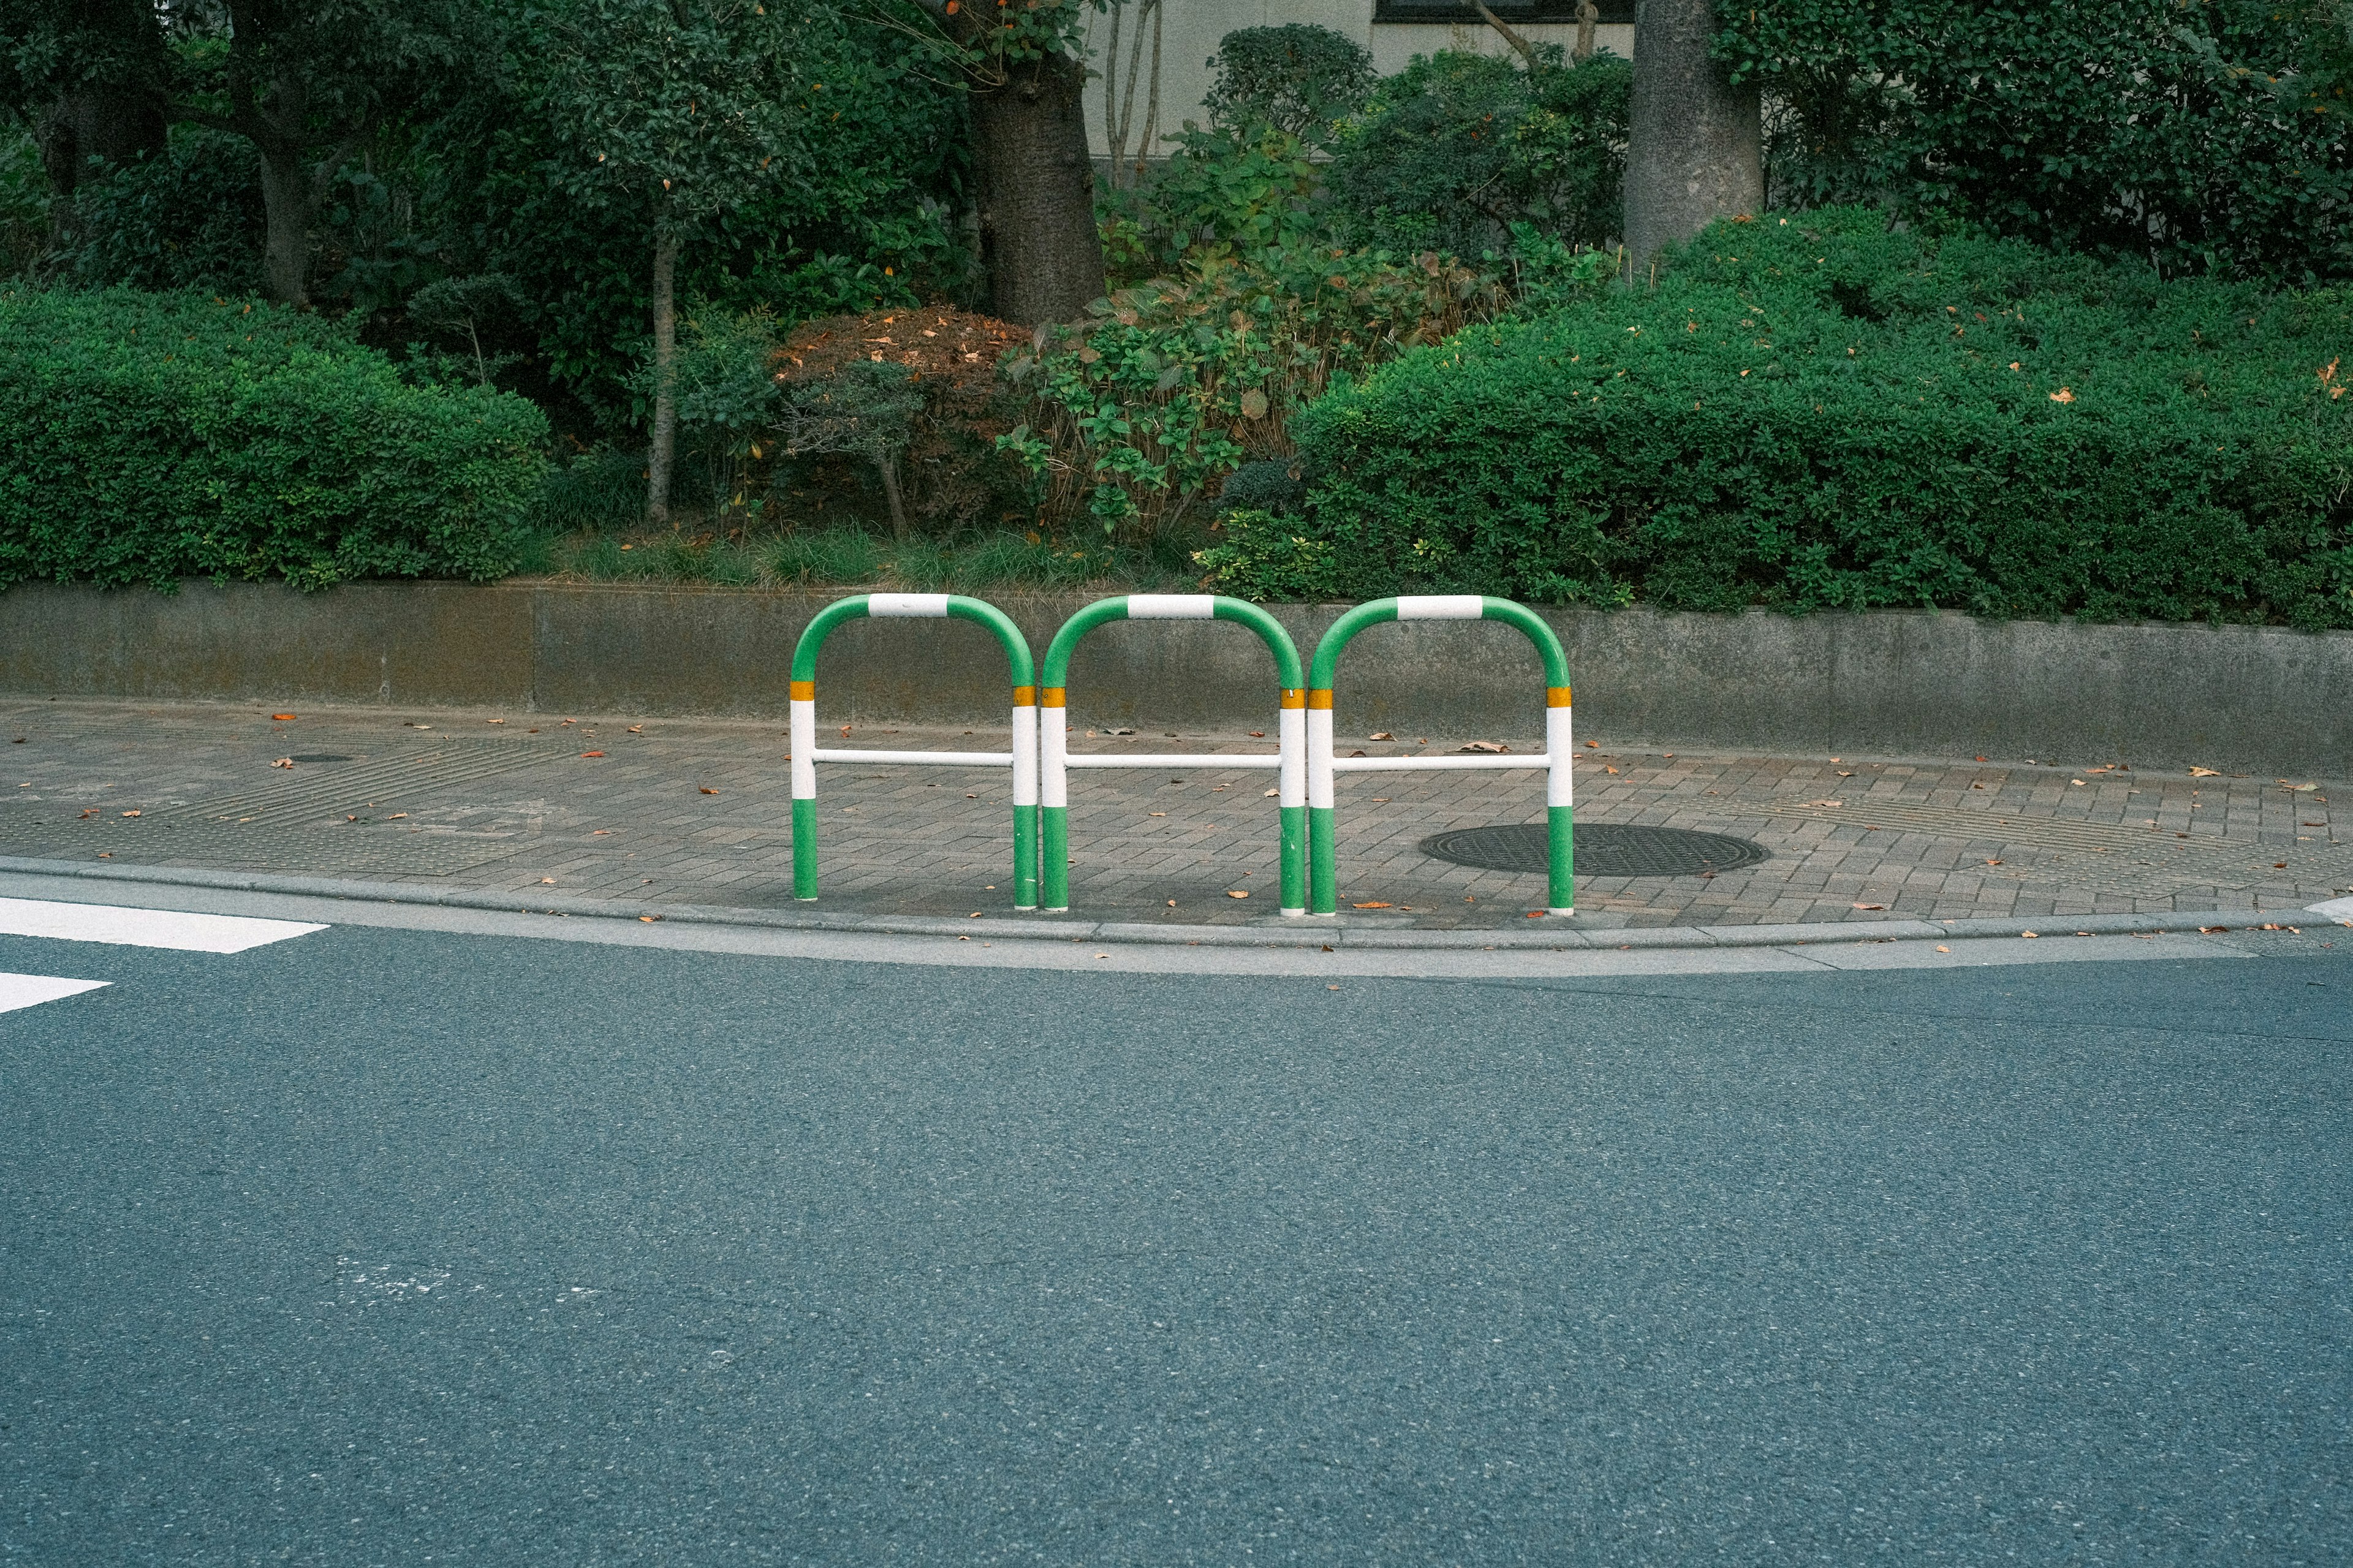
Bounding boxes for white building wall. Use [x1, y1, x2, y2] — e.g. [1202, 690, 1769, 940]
[1080, 2, 1635, 161]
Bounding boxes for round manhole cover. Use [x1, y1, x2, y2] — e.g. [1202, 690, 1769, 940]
[1419, 823, 1770, 878]
[286, 754, 354, 763]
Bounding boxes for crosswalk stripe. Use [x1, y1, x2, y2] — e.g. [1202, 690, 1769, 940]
[0, 898, 326, 953]
[0, 972, 109, 1013]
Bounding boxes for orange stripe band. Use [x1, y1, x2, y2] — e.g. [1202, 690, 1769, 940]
[1279, 688, 1305, 710]
[789, 680, 814, 701]
[1042, 687, 1066, 708]
[1307, 689, 1333, 710]
[1013, 686, 1036, 705]
[1547, 686, 1572, 708]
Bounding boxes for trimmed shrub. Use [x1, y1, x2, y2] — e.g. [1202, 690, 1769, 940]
[0, 288, 547, 590]
[1200, 209, 2353, 629]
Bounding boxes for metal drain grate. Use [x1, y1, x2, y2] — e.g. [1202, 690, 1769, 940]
[1420, 822, 1770, 878]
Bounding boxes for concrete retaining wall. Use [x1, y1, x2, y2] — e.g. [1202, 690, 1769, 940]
[3, 580, 2347, 776]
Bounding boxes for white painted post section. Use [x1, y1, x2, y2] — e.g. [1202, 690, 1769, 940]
[1124, 594, 1218, 619]
[1012, 702, 1039, 819]
[790, 695, 816, 803]
[1393, 595, 1487, 621]
[867, 593, 953, 618]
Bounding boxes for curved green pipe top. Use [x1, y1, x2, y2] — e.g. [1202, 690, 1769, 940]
[1307, 601, 1399, 690]
[1308, 597, 1568, 690]
[790, 596, 873, 684]
[1474, 599, 1570, 688]
[1210, 599, 1306, 690]
[791, 595, 1036, 687]
[1042, 596, 1303, 692]
[1040, 598, 1133, 691]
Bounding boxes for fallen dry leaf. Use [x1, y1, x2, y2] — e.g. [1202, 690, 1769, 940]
[1985, 858, 2003, 865]
[1803, 798, 1843, 808]
[486, 718, 504, 724]
[627, 725, 643, 734]
[121, 809, 140, 817]
[699, 787, 717, 795]
[639, 914, 661, 923]
[1460, 741, 1508, 753]
[1852, 903, 1886, 910]
[2199, 925, 2230, 933]
[2021, 930, 2039, 938]
[79, 809, 96, 819]
[2189, 766, 2221, 777]
[1369, 731, 1395, 741]
[1248, 730, 1265, 738]
[1353, 901, 1393, 909]
[580, 751, 605, 758]
[387, 812, 406, 820]
[1525, 911, 1547, 918]
[1226, 890, 1250, 899]
[540, 877, 555, 884]
[271, 758, 294, 768]
[1935, 945, 1951, 953]
[270, 713, 296, 721]
[1349, 749, 1366, 757]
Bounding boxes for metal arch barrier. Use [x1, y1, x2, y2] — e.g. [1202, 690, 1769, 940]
[1307, 595, 1573, 917]
[1040, 594, 1308, 916]
[790, 593, 1040, 909]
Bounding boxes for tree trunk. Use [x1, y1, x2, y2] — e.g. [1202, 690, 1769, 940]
[874, 454, 909, 542]
[37, 87, 167, 200]
[1623, 0, 1763, 275]
[254, 143, 313, 306]
[647, 232, 680, 529]
[970, 52, 1106, 326]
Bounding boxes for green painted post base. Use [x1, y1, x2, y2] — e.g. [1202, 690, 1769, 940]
[792, 797, 819, 900]
[1309, 806, 1338, 915]
[1548, 803, 1574, 915]
[1042, 805, 1070, 911]
[1014, 803, 1039, 910]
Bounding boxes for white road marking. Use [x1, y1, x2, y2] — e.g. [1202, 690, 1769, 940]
[0, 973, 109, 1013]
[2308, 896, 2353, 922]
[0, 897, 325, 953]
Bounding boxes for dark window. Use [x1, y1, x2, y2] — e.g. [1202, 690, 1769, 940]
[1373, 0, 1632, 22]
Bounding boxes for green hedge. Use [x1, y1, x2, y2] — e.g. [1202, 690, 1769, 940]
[0, 289, 547, 591]
[1200, 208, 2353, 629]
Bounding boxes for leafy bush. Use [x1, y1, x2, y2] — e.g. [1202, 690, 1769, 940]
[1202, 25, 1376, 147]
[0, 288, 547, 590]
[1201, 209, 2353, 629]
[1111, 123, 1330, 277]
[1718, 0, 2353, 285]
[1327, 49, 1631, 257]
[999, 247, 1511, 536]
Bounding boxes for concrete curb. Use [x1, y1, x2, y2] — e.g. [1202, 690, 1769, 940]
[4, 855, 2343, 952]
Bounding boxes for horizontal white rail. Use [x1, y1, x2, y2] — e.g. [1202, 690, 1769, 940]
[810, 748, 1014, 767]
[1330, 753, 1550, 772]
[1062, 752, 1283, 770]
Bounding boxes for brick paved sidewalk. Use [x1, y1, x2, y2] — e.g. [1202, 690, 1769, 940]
[1, 697, 2345, 929]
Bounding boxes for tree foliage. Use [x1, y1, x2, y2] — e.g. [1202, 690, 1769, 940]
[1327, 48, 1631, 256]
[1201, 24, 1376, 147]
[1717, 0, 2353, 282]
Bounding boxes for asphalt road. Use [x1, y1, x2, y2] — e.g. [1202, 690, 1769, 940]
[4, 909, 2349, 1564]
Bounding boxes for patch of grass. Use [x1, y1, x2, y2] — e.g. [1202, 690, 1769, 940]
[525, 525, 1208, 594]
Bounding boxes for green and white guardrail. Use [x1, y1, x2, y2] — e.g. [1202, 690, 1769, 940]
[789, 593, 1039, 909]
[1307, 596, 1573, 917]
[1039, 594, 1307, 916]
